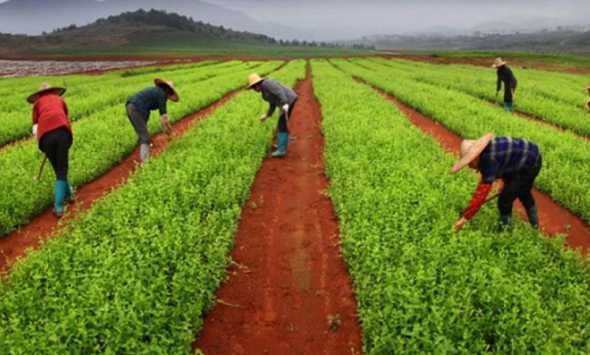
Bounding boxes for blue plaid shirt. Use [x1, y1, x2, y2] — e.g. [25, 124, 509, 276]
[480, 137, 540, 183]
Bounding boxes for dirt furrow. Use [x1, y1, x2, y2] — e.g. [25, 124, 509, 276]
[365, 82, 590, 258]
[0, 88, 241, 274]
[193, 64, 363, 354]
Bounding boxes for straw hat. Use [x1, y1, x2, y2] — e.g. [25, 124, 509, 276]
[155, 78, 179, 102]
[492, 57, 507, 68]
[247, 73, 264, 89]
[27, 83, 66, 104]
[451, 133, 494, 173]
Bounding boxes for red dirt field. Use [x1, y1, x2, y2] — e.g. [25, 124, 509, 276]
[0, 89, 240, 274]
[193, 66, 363, 354]
[0, 59, 158, 78]
[367, 84, 590, 258]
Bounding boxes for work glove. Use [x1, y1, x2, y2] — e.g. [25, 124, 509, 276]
[32, 124, 38, 136]
[282, 104, 290, 121]
[259, 114, 269, 123]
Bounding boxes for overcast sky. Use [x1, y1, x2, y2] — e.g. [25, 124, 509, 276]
[205, 0, 590, 39]
[0, 0, 588, 40]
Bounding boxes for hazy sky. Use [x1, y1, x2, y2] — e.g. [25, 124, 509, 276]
[205, 0, 590, 39]
[0, 0, 588, 40]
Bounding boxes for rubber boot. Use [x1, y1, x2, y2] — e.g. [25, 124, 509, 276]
[498, 214, 513, 233]
[65, 181, 75, 204]
[54, 180, 68, 218]
[272, 132, 288, 158]
[526, 206, 539, 229]
[140, 143, 150, 163]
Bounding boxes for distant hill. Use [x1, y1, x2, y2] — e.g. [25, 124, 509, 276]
[0, 0, 302, 39]
[349, 29, 590, 54]
[0, 9, 284, 56]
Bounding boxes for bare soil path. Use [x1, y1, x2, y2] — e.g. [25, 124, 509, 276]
[0, 89, 240, 274]
[193, 65, 363, 354]
[367, 83, 590, 258]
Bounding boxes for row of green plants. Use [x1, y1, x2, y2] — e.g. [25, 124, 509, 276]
[0, 61, 252, 147]
[0, 61, 283, 236]
[371, 57, 589, 106]
[0, 60, 306, 354]
[312, 60, 590, 354]
[0, 61, 211, 97]
[333, 59, 590, 225]
[366, 58, 590, 136]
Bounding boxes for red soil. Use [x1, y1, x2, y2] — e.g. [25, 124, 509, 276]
[0, 89, 240, 274]
[193, 65, 364, 354]
[371, 86, 590, 258]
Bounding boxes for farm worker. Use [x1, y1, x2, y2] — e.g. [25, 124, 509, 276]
[452, 133, 542, 232]
[248, 73, 298, 158]
[492, 58, 518, 113]
[126, 79, 178, 163]
[28, 83, 74, 218]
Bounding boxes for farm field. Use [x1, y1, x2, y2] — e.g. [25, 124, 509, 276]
[0, 57, 590, 354]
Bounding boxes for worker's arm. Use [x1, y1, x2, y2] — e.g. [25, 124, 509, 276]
[158, 94, 172, 134]
[496, 73, 502, 95]
[266, 103, 276, 118]
[62, 98, 69, 116]
[160, 114, 172, 134]
[32, 104, 39, 136]
[454, 182, 493, 232]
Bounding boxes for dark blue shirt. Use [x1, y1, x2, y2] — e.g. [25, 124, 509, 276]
[480, 137, 540, 183]
[127, 87, 168, 117]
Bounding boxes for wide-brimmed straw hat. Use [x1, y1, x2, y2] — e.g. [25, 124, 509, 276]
[451, 133, 494, 173]
[155, 78, 179, 102]
[27, 83, 66, 104]
[492, 57, 507, 68]
[247, 73, 264, 89]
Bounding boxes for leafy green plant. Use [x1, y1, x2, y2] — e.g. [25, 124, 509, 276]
[0, 61, 283, 235]
[333, 58, 590, 225]
[312, 60, 590, 354]
[0, 60, 306, 354]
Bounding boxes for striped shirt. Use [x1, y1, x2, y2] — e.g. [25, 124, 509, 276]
[479, 137, 540, 183]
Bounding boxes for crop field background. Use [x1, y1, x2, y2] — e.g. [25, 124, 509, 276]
[0, 57, 590, 354]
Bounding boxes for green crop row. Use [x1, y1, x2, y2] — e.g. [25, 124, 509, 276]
[0, 61, 252, 147]
[0, 60, 306, 354]
[365, 58, 590, 137]
[0, 61, 283, 236]
[311, 60, 590, 354]
[333, 59, 590, 225]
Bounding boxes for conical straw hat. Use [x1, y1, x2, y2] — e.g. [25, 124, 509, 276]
[451, 133, 494, 173]
[492, 57, 507, 68]
[155, 78, 179, 102]
[27, 83, 66, 104]
[248, 73, 263, 88]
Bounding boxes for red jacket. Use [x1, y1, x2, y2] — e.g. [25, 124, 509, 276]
[32, 93, 72, 143]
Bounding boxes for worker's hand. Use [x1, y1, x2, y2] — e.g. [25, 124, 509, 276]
[259, 114, 269, 123]
[453, 217, 468, 232]
[512, 90, 516, 99]
[494, 179, 505, 193]
[160, 115, 172, 135]
[32, 124, 38, 136]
